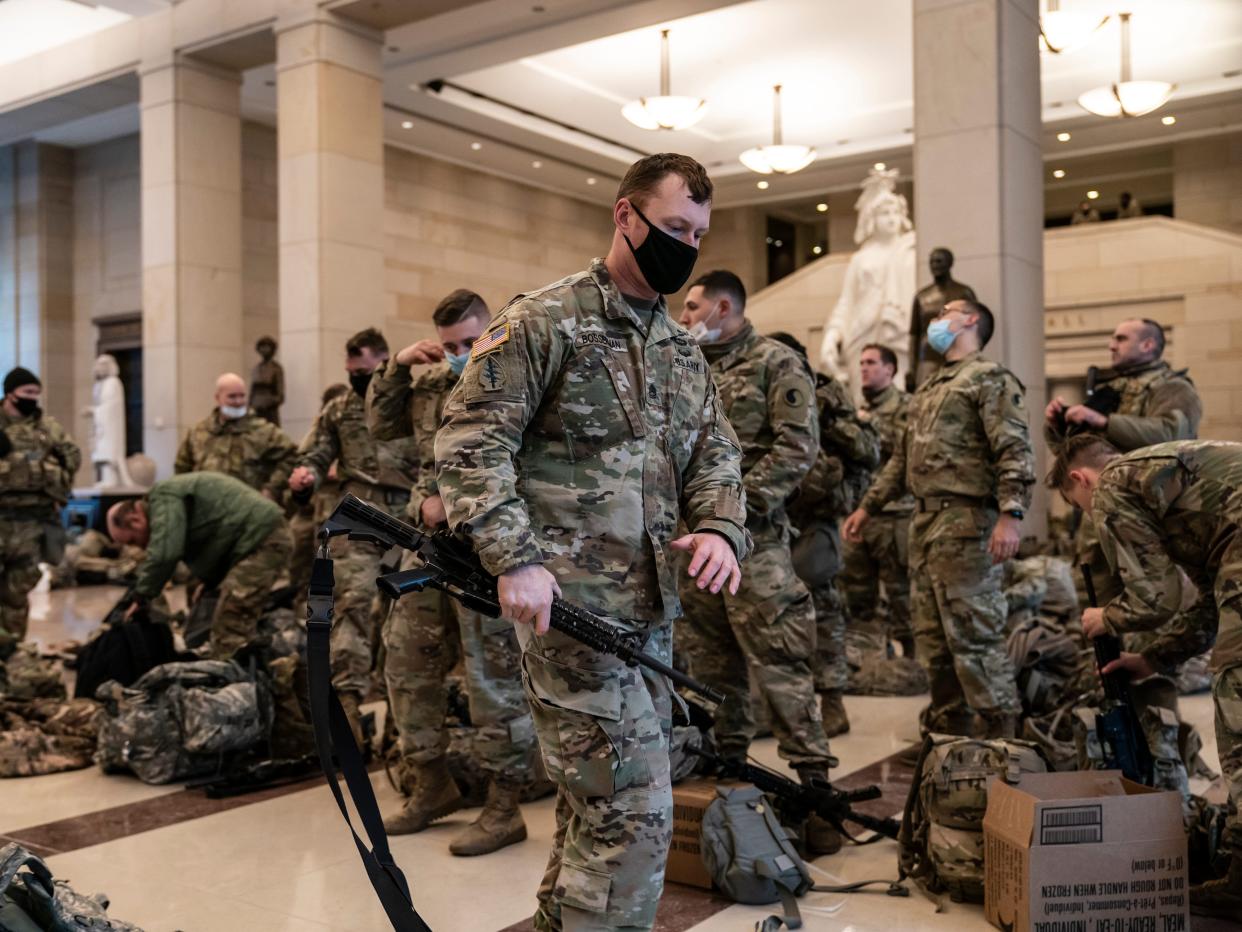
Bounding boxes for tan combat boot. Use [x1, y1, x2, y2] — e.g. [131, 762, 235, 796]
[1190, 853, 1242, 918]
[795, 766, 843, 857]
[820, 690, 850, 738]
[338, 691, 367, 751]
[449, 780, 528, 856]
[383, 759, 465, 835]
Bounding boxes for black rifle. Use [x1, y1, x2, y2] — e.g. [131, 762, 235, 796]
[1082, 565, 1154, 784]
[324, 493, 725, 709]
[691, 747, 902, 844]
[1058, 366, 1123, 437]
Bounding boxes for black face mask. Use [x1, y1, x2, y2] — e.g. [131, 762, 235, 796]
[623, 203, 699, 295]
[349, 371, 373, 397]
[11, 396, 39, 417]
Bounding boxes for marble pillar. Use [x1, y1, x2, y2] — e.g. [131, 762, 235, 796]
[139, 57, 243, 475]
[913, 0, 1047, 534]
[275, 9, 384, 442]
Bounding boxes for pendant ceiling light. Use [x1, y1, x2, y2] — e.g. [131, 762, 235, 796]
[739, 85, 816, 175]
[1078, 12, 1174, 117]
[1039, 0, 1108, 55]
[621, 29, 706, 131]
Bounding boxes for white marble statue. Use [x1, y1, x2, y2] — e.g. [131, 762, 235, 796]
[819, 167, 917, 402]
[87, 354, 133, 489]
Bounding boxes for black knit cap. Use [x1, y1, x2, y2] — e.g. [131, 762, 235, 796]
[3, 367, 41, 395]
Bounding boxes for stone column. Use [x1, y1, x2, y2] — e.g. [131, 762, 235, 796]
[275, 9, 384, 441]
[139, 57, 243, 474]
[913, 0, 1047, 533]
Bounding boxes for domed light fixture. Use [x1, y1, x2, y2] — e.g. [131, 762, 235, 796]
[1039, 0, 1108, 54]
[739, 85, 816, 175]
[621, 30, 706, 131]
[1078, 12, 1174, 118]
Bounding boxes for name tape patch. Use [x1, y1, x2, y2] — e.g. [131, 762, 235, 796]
[672, 355, 701, 373]
[577, 331, 626, 352]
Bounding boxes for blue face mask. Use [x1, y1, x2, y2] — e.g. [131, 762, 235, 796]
[927, 319, 959, 355]
[446, 350, 470, 375]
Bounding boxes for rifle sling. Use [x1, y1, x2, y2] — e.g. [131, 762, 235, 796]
[306, 553, 431, 932]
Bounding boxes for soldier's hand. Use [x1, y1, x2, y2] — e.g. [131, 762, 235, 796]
[1064, 404, 1108, 430]
[498, 564, 561, 634]
[988, 514, 1021, 564]
[1081, 606, 1106, 639]
[671, 532, 741, 595]
[395, 339, 445, 367]
[1044, 396, 1066, 427]
[420, 494, 447, 527]
[842, 508, 870, 543]
[288, 466, 315, 491]
[1100, 651, 1154, 680]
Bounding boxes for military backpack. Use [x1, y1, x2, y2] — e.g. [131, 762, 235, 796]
[0, 842, 143, 932]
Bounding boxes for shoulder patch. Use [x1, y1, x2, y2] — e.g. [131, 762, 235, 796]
[471, 323, 511, 358]
[785, 387, 804, 407]
[477, 354, 507, 391]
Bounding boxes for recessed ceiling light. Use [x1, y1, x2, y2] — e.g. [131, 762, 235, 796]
[1161, 115, 1176, 125]
[756, 180, 769, 190]
[1086, 189, 1100, 199]
[586, 177, 597, 185]
[873, 162, 887, 171]
[401, 120, 413, 129]
[1057, 131, 1071, 142]
[531, 160, 542, 169]
[812, 245, 823, 255]
[816, 203, 828, 212]
[470, 142, 482, 151]
[1052, 169, 1066, 178]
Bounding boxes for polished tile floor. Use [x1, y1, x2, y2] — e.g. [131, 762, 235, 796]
[3, 580, 1227, 931]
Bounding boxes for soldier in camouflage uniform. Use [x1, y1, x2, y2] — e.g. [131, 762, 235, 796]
[174, 372, 298, 498]
[845, 300, 1034, 739]
[675, 273, 834, 775]
[1051, 436, 1242, 918]
[289, 329, 418, 743]
[768, 331, 881, 738]
[842, 344, 915, 656]
[107, 472, 292, 659]
[0, 368, 81, 659]
[435, 156, 749, 932]
[367, 290, 540, 855]
[287, 383, 349, 602]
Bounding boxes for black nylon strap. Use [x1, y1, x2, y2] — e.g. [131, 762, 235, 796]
[306, 553, 431, 932]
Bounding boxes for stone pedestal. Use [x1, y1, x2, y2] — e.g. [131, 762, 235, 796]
[275, 9, 384, 441]
[913, 0, 1048, 533]
[139, 57, 243, 474]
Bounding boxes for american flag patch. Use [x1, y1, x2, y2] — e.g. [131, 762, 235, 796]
[471, 323, 511, 358]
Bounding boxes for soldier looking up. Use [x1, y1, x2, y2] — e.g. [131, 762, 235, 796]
[174, 372, 298, 500]
[367, 290, 540, 856]
[1050, 435, 1242, 919]
[844, 299, 1035, 739]
[107, 472, 292, 660]
[0, 367, 81, 659]
[676, 272, 838, 849]
[434, 153, 749, 932]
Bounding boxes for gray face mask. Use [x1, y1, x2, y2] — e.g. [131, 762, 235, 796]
[219, 404, 247, 419]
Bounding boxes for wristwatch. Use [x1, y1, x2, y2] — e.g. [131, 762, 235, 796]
[1007, 509, 1024, 520]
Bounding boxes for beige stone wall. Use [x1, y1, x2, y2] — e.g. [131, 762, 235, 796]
[1174, 130, 1242, 236]
[242, 122, 279, 363]
[381, 146, 612, 347]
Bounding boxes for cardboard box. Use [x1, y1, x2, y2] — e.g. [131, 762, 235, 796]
[984, 770, 1189, 932]
[667, 779, 741, 889]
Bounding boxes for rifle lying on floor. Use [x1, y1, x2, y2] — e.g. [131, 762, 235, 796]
[1082, 565, 1154, 785]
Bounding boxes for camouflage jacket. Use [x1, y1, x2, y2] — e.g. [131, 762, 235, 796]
[0, 408, 81, 512]
[297, 389, 418, 514]
[367, 359, 458, 522]
[861, 352, 1035, 531]
[701, 323, 817, 532]
[859, 383, 913, 514]
[435, 258, 750, 623]
[1092, 440, 1242, 671]
[1045, 359, 1201, 451]
[798, 374, 880, 522]
[174, 410, 297, 498]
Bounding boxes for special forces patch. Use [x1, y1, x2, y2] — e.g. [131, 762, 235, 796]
[478, 354, 506, 391]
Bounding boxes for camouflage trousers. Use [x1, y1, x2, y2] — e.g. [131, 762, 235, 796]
[909, 516, 1020, 726]
[678, 529, 831, 768]
[810, 582, 848, 694]
[383, 551, 537, 786]
[1214, 662, 1242, 854]
[286, 505, 317, 607]
[210, 520, 293, 660]
[520, 621, 673, 931]
[328, 537, 388, 698]
[0, 515, 50, 659]
[840, 511, 912, 646]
